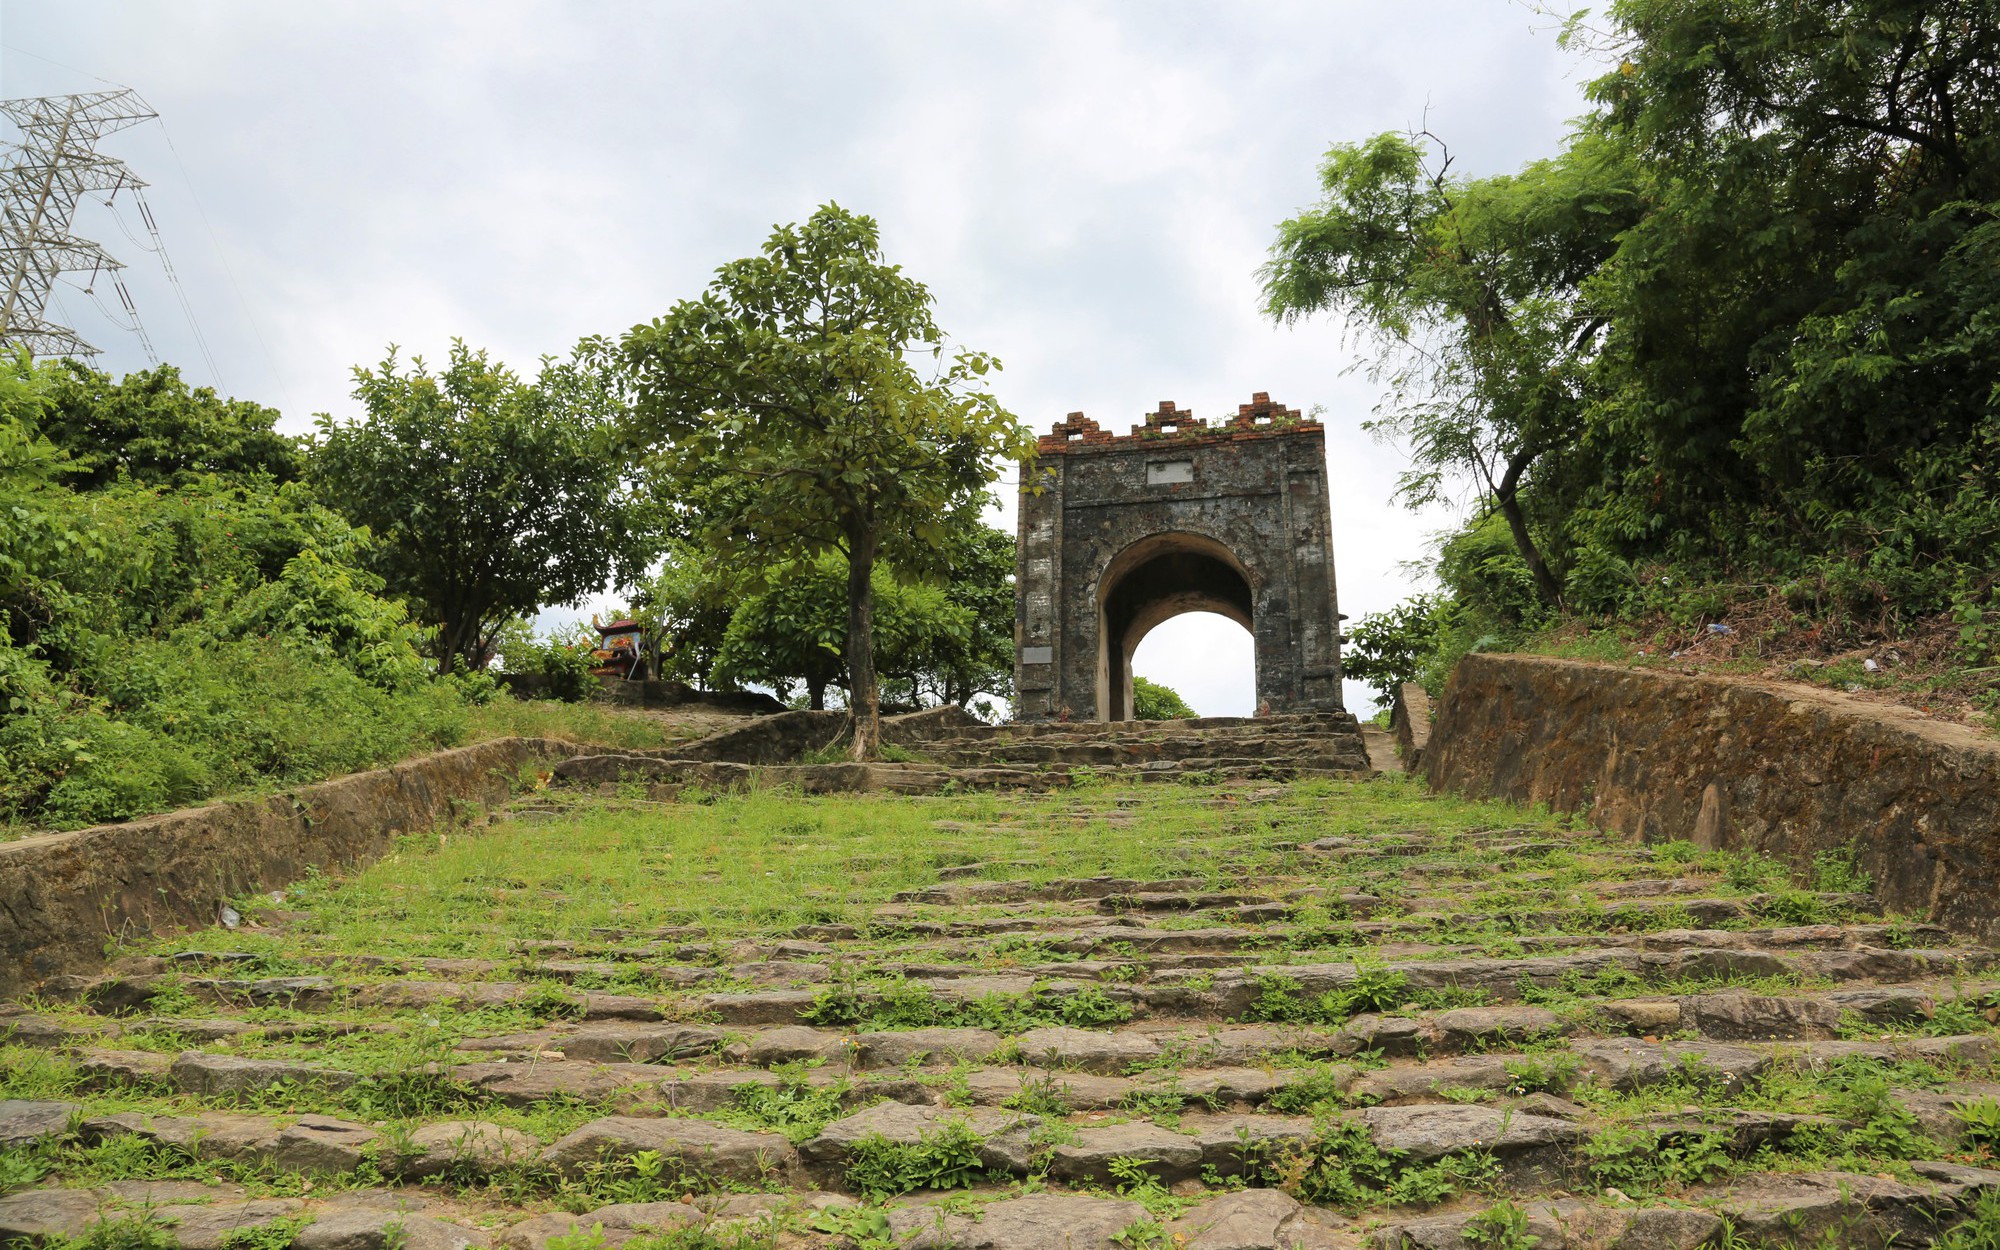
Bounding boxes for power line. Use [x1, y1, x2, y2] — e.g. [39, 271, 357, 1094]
[0, 42, 126, 90]
[155, 117, 283, 408]
[0, 48, 267, 394]
[133, 185, 222, 387]
[0, 88, 155, 357]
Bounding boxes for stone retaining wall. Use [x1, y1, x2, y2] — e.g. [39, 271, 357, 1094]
[0, 737, 571, 996]
[1425, 653, 2000, 940]
[594, 679, 787, 714]
[633, 705, 988, 766]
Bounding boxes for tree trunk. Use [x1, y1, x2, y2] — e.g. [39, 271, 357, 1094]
[808, 675, 826, 711]
[844, 525, 882, 760]
[1495, 449, 1564, 607]
[436, 611, 466, 677]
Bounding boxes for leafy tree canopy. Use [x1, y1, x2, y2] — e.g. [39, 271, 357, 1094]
[619, 203, 1032, 756]
[1131, 676, 1196, 721]
[1271, 0, 2000, 689]
[311, 340, 659, 674]
[694, 506, 1014, 714]
[1263, 129, 1641, 605]
[41, 360, 303, 490]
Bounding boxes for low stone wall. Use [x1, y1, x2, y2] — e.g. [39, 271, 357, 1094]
[642, 705, 989, 766]
[0, 737, 571, 997]
[595, 679, 787, 714]
[1425, 653, 2000, 940]
[658, 710, 844, 764]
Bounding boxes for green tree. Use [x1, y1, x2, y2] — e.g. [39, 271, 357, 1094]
[1340, 594, 1458, 703]
[703, 514, 1014, 714]
[1261, 130, 1640, 606]
[708, 555, 851, 711]
[619, 203, 1032, 757]
[311, 341, 657, 674]
[877, 510, 1015, 711]
[631, 541, 737, 690]
[41, 360, 303, 490]
[1131, 676, 1195, 721]
[1269, 0, 2000, 666]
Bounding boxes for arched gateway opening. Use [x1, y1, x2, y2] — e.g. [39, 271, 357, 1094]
[1013, 393, 1346, 723]
[1097, 532, 1254, 721]
[1132, 613, 1257, 718]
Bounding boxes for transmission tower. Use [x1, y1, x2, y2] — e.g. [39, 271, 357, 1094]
[0, 89, 157, 358]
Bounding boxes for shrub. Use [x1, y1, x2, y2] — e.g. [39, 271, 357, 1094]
[1268, 1118, 1496, 1212]
[1131, 676, 1195, 720]
[1958, 1097, 2000, 1152]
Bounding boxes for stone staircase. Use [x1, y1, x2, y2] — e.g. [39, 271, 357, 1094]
[4, 785, 2000, 1249]
[555, 711, 1375, 795]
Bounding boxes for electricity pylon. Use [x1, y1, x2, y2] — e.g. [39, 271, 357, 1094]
[0, 89, 157, 358]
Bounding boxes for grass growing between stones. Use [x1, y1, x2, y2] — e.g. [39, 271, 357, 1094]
[208, 776, 1562, 957]
[7, 771, 2000, 1248]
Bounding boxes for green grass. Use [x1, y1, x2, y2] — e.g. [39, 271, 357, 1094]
[2, 691, 685, 841]
[464, 696, 683, 751]
[186, 776, 1567, 961]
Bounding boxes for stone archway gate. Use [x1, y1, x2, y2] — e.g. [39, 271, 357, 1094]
[1012, 393, 1345, 722]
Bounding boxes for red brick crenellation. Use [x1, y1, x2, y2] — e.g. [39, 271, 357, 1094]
[1035, 392, 1320, 455]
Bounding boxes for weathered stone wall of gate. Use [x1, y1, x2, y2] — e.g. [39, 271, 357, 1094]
[1425, 653, 2000, 941]
[1014, 394, 1344, 721]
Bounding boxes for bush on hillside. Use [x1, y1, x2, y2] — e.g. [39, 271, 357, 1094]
[1132, 676, 1196, 720]
[1266, 0, 2000, 722]
[494, 619, 601, 703]
[0, 355, 476, 831]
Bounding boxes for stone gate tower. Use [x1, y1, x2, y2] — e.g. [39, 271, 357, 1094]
[1012, 393, 1345, 722]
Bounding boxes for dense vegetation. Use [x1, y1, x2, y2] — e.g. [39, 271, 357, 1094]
[1272, 0, 2000, 723]
[0, 357, 475, 830]
[0, 206, 1026, 828]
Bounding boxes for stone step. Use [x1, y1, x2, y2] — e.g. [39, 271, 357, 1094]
[39, 969, 1996, 1107]
[918, 738, 1373, 767]
[1366, 1166, 2000, 1250]
[928, 711, 1361, 741]
[1132, 946, 1998, 1014]
[52, 938, 1997, 1040]
[58, 1022, 2000, 1151]
[554, 755, 1372, 795]
[7, 1166, 1998, 1250]
[876, 925, 1950, 973]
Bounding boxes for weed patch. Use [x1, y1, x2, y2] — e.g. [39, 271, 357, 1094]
[723, 1068, 852, 1143]
[802, 978, 1130, 1032]
[1245, 968, 1412, 1026]
[845, 1120, 989, 1198]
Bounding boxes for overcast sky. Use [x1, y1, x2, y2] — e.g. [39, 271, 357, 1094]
[2, 2, 1596, 716]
